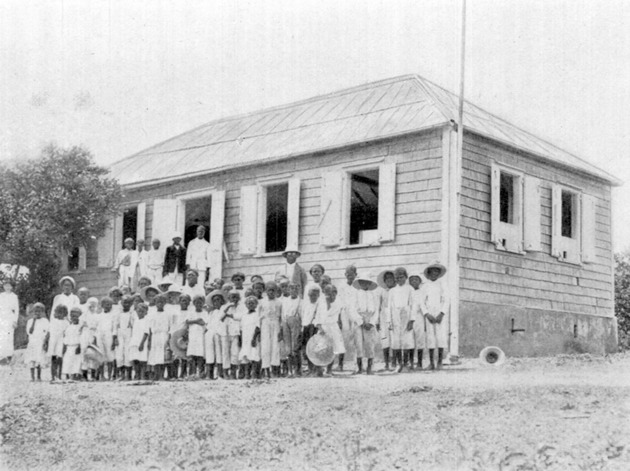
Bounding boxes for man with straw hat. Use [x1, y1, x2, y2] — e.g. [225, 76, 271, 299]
[351, 273, 380, 375]
[418, 261, 449, 370]
[275, 245, 308, 298]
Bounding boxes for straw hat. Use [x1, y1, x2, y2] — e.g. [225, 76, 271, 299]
[171, 232, 182, 241]
[58, 276, 76, 289]
[206, 289, 226, 306]
[166, 285, 182, 296]
[84, 344, 104, 366]
[479, 346, 506, 366]
[352, 273, 378, 291]
[170, 328, 188, 358]
[306, 333, 335, 366]
[157, 281, 172, 292]
[376, 269, 395, 289]
[282, 245, 301, 256]
[423, 261, 447, 279]
[140, 285, 160, 302]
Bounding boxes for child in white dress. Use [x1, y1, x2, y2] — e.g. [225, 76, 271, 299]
[388, 267, 415, 373]
[47, 304, 69, 381]
[205, 290, 226, 379]
[25, 303, 49, 381]
[129, 303, 150, 379]
[170, 294, 189, 379]
[114, 296, 134, 380]
[80, 297, 100, 380]
[186, 294, 206, 377]
[259, 282, 282, 379]
[97, 297, 116, 380]
[239, 296, 261, 379]
[220, 290, 242, 379]
[315, 285, 346, 376]
[148, 294, 171, 381]
[300, 287, 321, 375]
[62, 308, 83, 379]
[419, 262, 450, 370]
[409, 274, 425, 370]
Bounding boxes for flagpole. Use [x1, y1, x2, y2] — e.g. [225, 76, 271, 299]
[449, 0, 466, 362]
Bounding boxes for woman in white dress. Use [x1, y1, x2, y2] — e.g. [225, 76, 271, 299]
[0, 280, 20, 361]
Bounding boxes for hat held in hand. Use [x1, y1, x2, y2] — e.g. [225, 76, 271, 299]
[306, 333, 335, 366]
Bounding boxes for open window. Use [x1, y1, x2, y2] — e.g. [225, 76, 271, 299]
[62, 246, 86, 272]
[319, 163, 396, 248]
[491, 164, 523, 253]
[239, 179, 300, 256]
[552, 185, 588, 264]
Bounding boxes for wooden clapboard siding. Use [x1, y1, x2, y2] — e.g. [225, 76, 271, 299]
[459, 133, 613, 318]
[74, 130, 445, 290]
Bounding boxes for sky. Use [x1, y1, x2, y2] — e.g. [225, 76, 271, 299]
[1, 0, 629, 250]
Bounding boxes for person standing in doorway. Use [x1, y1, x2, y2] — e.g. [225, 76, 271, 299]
[186, 225, 211, 284]
[163, 233, 186, 286]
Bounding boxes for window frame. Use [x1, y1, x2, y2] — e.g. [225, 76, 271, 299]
[257, 181, 290, 256]
[552, 183, 582, 265]
[491, 162, 525, 254]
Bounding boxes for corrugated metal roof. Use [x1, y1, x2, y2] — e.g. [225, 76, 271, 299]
[111, 75, 621, 187]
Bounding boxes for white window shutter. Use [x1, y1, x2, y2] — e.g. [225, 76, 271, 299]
[523, 176, 541, 252]
[286, 178, 301, 249]
[239, 185, 259, 255]
[152, 199, 179, 248]
[136, 202, 146, 242]
[319, 171, 344, 247]
[97, 217, 115, 267]
[581, 194, 596, 263]
[59, 249, 69, 272]
[551, 185, 562, 258]
[78, 246, 87, 271]
[378, 163, 396, 242]
[490, 163, 501, 248]
[209, 191, 226, 278]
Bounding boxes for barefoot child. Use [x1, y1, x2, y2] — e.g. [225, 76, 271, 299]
[96, 297, 116, 380]
[25, 303, 49, 381]
[376, 270, 395, 371]
[205, 290, 226, 379]
[409, 274, 425, 370]
[47, 304, 69, 381]
[259, 281, 282, 378]
[114, 296, 134, 380]
[239, 296, 261, 379]
[62, 308, 83, 380]
[315, 285, 346, 376]
[300, 286, 321, 375]
[185, 294, 206, 377]
[281, 282, 303, 377]
[220, 290, 242, 379]
[352, 274, 380, 375]
[388, 267, 415, 373]
[148, 294, 171, 381]
[81, 297, 100, 380]
[129, 303, 150, 379]
[419, 262, 449, 370]
[170, 293, 189, 379]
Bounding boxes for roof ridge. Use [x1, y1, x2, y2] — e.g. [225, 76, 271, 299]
[110, 74, 420, 169]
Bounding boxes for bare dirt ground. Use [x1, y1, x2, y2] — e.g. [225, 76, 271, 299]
[1, 353, 630, 471]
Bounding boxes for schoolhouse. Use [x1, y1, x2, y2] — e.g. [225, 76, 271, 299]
[66, 74, 621, 357]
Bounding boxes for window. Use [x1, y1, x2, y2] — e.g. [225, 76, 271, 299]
[96, 202, 146, 267]
[561, 190, 576, 238]
[68, 247, 80, 271]
[349, 169, 379, 245]
[490, 164, 523, 253]
[264, 183, 289, 253]
[319, 163, 396, 248]
[499, 173, 515, 224]
[239, 179, 300, 256]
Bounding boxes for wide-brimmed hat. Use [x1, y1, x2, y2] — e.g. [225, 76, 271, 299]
[171, 232, 182, 240]
[479, 346, 506, 366]
[170, 328, 188, 358]
[140, 285, 160, 302]
[166, 285, 182, 296]
[206, 289, 226, 305]
[352, 273, 378, 291]
[306, 333, 335, 366]
[282, 245, 301, 256]
[157, 281, 172, 292]
[84, 344, 104, 366]
[58, 276, 76, 289]
[376, 270, 395, 289]
[423, 261, 447, 279]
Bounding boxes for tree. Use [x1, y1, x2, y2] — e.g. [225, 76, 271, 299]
[0, 144, 122, 310]
[614, 252, 630, 350]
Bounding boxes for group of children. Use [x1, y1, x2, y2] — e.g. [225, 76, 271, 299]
[23, 246, 450, 382]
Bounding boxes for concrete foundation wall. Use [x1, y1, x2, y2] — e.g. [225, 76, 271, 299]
[459, 301, 618, 357]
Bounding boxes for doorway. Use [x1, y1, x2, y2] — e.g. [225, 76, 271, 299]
[181, 195, 212, 247]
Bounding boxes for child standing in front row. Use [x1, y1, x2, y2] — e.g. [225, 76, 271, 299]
[259, 281, 282, 379]
[388, 267, 415, 373]
[300, 286, 321, 375]
[47, 304, 69, 381]
[115, 296, 134, 380]
[148, 294, 171, 381]
[129, 303, 150, 379]
[239, 296, 261, 379]
[25, 303, 49, 381]
[419, 262, 449, 370]
[97, 297, 116, 380]
[62, 308, 83, 380]
[170, 293, 189, 379]
[186, 294, 206, 377]
[281, 283, 302, 377]
[205, 290, 225, 379]
[409, 274, 425, 369]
